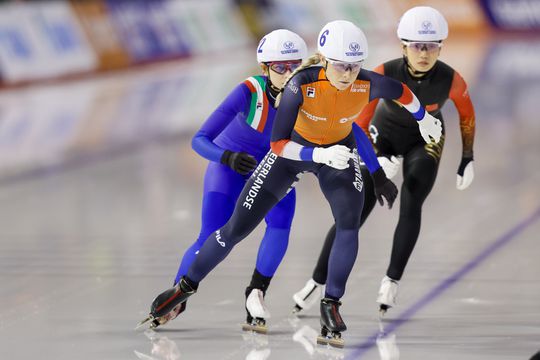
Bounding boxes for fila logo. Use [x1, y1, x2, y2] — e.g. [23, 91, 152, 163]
[306, 87, 316, 98]
[256, 102, 263, 110]
[215, 230, 225, 247]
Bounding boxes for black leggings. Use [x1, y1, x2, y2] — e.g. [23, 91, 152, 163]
[312, 143, 439, 283]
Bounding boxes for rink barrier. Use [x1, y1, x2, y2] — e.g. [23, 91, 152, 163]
[0, 0, 252, 87]
[0, 0, 496, 87]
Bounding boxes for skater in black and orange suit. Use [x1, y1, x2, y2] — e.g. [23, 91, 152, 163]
[139, 20, 443, 347]
[292, 6, 476, 316]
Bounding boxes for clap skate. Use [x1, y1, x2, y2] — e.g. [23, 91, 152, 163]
[148, 302, 187, 329]
[292, 278, 325, 314]
[242, 288, 270, 334]
[136, 278, 196, 330]
[316, 298, 347, 348]
[377, 276, 399, 317]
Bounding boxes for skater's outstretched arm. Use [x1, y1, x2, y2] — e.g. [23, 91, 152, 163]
[449, 70, 476, 190]
[364, 69, 443, 144]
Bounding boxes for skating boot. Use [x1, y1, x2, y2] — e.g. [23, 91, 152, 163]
[242, 288, 270, 334]
[377, 276, 399, 316]
[136, 277, 196, 330]
[292, 278, 324, 314]
[317, 298, 346, 348]
[148, 301, 187, 329]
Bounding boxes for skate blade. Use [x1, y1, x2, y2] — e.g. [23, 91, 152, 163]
[135, 315, 154, 330]
[149, 319, 161, 329]
[317, 335, 345, 348]
[292, 304, 303, 314]
[241, 323, 268, 334]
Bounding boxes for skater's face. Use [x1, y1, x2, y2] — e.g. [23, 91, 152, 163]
[261, 60, 302, 90]
[402, 41, 442, 73]
[320, 54, 363, 91]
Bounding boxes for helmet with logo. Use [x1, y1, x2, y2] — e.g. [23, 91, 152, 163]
[397, 6, 448, 42]
[256, 29, 307, 63]
[317, 20, 368, 63]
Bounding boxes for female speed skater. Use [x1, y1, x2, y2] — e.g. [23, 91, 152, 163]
[292, 6, 476, 317]
[137, 29, 308, 329]
[139, 20, 442, 348]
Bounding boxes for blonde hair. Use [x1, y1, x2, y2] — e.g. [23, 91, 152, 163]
[275, 54, 321, 107]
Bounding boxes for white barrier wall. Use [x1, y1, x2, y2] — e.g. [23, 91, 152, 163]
[166, 0, 253, 55]
[0, 2, 97, 83]
[0, 0, 490, 85]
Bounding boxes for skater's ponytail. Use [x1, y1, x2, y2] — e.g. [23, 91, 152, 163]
[275, 54, 321, 107]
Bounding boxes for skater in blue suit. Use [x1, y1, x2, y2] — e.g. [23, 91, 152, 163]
[149, 29, 308, 329]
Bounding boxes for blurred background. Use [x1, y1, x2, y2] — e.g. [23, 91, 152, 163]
[0, 0, 538, 180]
[1, 1, 539, 360]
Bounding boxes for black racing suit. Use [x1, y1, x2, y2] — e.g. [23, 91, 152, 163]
[312, 58, 476, 282]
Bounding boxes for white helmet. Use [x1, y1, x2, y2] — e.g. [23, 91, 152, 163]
[256, 29, 307, 63]
[317, 20, 368, 63]
[397, 6, 448, 42]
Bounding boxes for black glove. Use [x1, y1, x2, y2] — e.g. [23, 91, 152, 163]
[456, 155, 474, 190]
[457, 155, 473, 176]
[371, 167, 398, 209]
[220, 150, 258, 175]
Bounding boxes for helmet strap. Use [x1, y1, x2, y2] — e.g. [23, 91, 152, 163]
[266, 78, 281, 100]
[262, 63, 283, 95]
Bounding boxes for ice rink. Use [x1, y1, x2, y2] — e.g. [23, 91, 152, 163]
[1, 32, 539, 360]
